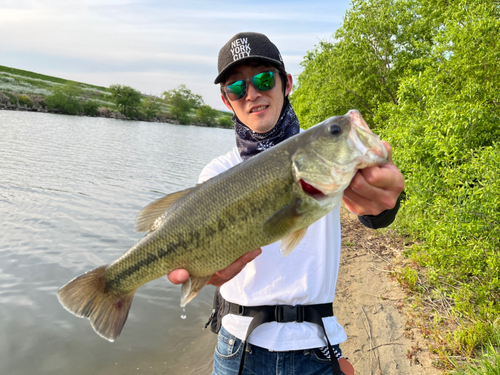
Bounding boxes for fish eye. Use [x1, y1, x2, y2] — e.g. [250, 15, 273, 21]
[329, 124, 342, 136]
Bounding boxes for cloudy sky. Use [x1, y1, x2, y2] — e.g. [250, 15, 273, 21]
[0, 0, 351, 110]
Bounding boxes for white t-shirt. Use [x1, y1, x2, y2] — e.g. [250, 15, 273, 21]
[199, 147, 347, 351]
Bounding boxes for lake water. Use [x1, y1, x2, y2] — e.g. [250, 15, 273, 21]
[0, 111, 236, 375]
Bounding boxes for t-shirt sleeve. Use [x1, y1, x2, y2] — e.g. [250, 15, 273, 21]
[198, 163, 220, 184]
[198, 151, 239, 184]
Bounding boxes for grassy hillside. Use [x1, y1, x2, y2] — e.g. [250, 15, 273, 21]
[0, 65, 114, 107]
[0, 65, 107, 89]
[0, 65, 233, 128]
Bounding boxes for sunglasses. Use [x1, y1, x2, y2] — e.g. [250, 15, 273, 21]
[225, 70, 277, 101]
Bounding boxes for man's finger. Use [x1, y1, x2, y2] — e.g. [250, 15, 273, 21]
[342, 186, 384, 216]
[167, 268, 190, 285]
[352, 164, 400, 192]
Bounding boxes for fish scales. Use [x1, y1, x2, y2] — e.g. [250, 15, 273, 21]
[104, 147, 294, 293]
[57, 110, 389, 342]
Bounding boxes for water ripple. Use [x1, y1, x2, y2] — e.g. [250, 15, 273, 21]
[0, 111, 234, 374]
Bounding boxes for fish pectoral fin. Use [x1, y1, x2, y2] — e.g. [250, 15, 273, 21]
[180, 276, 211, 307]
[279, 226, 308, 257]
[262, 200, 303, 238]
[135, 187, 195, 232]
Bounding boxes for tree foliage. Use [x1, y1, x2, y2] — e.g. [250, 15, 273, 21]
[291, 0, 433, 128]
[218, 115, 234, 128]
[45, 82, 83, 115]
[17, 94, 33, 107]
[141, 95, 161, 120]
[195, 104, 219, 126]
[82, 100, 99, 116]
[291, 0, 500, 364]
[162, 84, 203, 124]
[109, 84, 142, 118]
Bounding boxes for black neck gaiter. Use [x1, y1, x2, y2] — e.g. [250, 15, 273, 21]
[234, 98, 300, 160]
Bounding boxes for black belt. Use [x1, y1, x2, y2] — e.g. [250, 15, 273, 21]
[227, 302, 343, 375]
[228, 302, 333, 322]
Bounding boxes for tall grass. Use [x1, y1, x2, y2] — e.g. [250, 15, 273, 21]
[1, 72, 58, 87]
[0, 75, 53, 95]
[452, 334, 500, 374]
[0, 65, 107, 91]
[0, 67, 114, 107]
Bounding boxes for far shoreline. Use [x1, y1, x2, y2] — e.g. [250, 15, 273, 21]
[0, 104, 235, 130]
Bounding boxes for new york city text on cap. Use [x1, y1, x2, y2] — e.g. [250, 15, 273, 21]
[214, 32, 285, 84]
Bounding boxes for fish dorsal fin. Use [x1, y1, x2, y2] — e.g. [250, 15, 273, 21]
[279, 226, 308, 257]
[135, 187, 195, 232]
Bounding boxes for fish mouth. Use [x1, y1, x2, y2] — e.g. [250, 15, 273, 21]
[299, 175, 350, 201]
[299, 179, 327, 200]
[347, 111, 388, 166]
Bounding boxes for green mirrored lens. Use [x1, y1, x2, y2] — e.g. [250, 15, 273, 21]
[226, 80, 247, 100]
[225, 71, 277, 101]
[252, 71, 275, 92]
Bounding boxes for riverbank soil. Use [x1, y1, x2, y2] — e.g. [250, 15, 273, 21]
[334, 207, 441, 375]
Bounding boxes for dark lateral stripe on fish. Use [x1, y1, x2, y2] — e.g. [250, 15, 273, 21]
[107, 244, 178, 289]
[105, 227, 210, 289]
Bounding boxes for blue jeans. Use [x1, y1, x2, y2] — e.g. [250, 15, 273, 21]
[213, 326, 342, 375]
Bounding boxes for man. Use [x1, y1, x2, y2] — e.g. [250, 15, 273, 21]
[168, 32, 405, 374]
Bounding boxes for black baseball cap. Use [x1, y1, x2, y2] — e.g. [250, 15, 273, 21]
[214, 32, 285, 84]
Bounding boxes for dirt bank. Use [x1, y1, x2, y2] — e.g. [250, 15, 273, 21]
[334, 207, 440, 375]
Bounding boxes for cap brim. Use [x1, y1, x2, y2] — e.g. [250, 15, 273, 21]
[214, 56, 284, 84]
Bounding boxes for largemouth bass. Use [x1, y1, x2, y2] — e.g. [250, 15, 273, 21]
[58, 110, 388, 342]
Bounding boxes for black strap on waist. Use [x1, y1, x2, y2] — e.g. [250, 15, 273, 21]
[227, 302, 343, 375]
[228, 302, 333, 322]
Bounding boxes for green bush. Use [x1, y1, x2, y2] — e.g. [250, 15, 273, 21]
[376, 0, 500, 361]
[290, 0, 433, 129]
[195, 105, 219, 126]
[141, 96, 161, 120]
[109, 84, 142, 118]
[5, 92, 17, 105]
[162, 85, 203, 123]
[17, 94, 33, 107]
[218, 116, 234, 128]
[82, 100, 99, 116]
[177, 112, 191, 125]
[290, 0, 500, 368]
[45, 82, 82, 115]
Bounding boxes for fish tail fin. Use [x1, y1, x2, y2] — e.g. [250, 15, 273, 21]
[57, 265, 136, 342]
